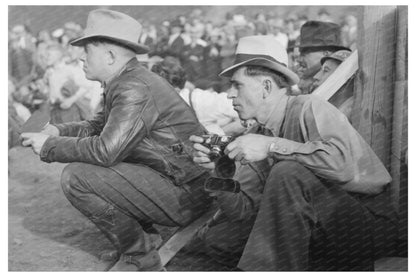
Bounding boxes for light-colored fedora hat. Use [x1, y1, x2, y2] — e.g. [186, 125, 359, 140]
[70, 9, 149, 54]
[219, 35, 299, 85]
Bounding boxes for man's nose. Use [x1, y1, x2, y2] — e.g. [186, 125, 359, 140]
[79, 52, 86, 62]
[313, 71, 321, 81]
[227, 87, 237, 98]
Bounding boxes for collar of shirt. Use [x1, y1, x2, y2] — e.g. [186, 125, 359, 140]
[101, 58, 137, 89]
[168, 33, 181, 46]
[179, 88, 191, 106]
[262, 93, 292, 137]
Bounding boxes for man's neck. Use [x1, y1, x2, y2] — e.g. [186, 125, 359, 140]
[102, 57, 134, 87]
[256, 88, 289, 127]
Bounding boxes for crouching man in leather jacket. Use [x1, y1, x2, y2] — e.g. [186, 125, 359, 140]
[21, 9, 211, 271]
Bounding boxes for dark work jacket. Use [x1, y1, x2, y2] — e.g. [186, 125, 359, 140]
[40, 58, 209, 185]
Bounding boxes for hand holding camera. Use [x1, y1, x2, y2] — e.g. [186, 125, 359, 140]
[190, 134, 240, 194]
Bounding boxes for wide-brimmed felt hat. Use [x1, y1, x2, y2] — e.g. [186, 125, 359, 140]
[219, 35, 299, 85]
[320, 49, 352, 65]
[295, 20, 350, 51]
[70, 9, 149, 54]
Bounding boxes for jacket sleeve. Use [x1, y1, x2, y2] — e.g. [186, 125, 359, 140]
[269, 98, 355, 183]
[40, 81, 158, 167]
[53, 110, 105, 138]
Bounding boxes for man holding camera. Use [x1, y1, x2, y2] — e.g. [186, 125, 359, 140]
[190, 35, 396, 271]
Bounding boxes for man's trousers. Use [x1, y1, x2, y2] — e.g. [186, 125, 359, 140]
[60, 162, 211, 254]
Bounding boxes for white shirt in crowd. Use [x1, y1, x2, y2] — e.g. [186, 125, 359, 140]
[179, 88, 240, 135]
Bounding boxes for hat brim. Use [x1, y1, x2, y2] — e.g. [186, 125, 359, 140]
[70, 35, 149, 54]
[219, 58, 300, 86]
[291, 44, 351, 52]
[320, 56, 344, 65]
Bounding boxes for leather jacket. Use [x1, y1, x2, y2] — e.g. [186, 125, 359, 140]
[40, 58, 209, 185]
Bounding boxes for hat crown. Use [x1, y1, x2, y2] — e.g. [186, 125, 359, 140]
[236, 35, 288, 66]
[330, 50, 352, 61]
[321, 49, 352, 64]
[299, 20, 344, 49]
[83, 9, 142, 44]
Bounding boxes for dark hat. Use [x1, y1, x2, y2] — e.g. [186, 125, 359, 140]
[71, 9, 149, 54]
[295, 20, 350, 51]
[219, 36, 299, 85]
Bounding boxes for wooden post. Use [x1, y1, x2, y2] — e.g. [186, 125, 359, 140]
[351, 6, 397, 168]
[390, 5, 408, 243]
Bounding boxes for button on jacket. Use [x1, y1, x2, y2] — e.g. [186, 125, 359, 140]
[40, 58, 208, 185]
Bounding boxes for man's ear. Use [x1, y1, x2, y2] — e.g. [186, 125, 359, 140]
[106, 48, 116, 65]
[262, 79, 272, 99]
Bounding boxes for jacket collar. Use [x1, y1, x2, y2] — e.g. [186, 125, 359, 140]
[102, 58, 139, 89]
[262, 93, 292, 137]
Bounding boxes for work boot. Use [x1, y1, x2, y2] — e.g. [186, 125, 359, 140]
[109, 249, 164, 271]
[100, 232, 163, 262]
[88, 204, 164, 270]
[90, 204, 143, 255]
[109, 231, 165, 271]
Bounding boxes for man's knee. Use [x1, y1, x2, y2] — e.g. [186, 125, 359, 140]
[268, 161, 312, 182]
[266, 161, 318, 193]
[61, 162, 89, 196]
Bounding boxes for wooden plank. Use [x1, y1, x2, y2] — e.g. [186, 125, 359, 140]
[312, 50, 358, 101]
[351, 6, 397, 167]
[158, 209, 216, 266]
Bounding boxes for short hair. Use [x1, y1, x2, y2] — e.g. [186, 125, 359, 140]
[81, 37, 136, 54]
[243, 65, 291, 89]
[151, 56, 187, 89]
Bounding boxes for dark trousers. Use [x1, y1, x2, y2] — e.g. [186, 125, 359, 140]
[60, 162, 211, 253]
[237, 161, 377, 271]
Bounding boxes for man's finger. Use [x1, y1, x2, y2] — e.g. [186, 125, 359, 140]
[193, 156, 212, 164]
[21, 138, 32, 147]
[224, 140, 237, 155]
[193, 143, 211, 154]
[234, 152, 245, 162]
[189, 135, 204, 143]
[227, 148, 241, 160]
[194, 150, 209, 158]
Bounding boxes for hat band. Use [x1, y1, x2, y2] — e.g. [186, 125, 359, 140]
[234, 54, 288, 68]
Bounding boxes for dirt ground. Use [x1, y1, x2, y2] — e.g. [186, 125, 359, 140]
[8, 146, 231, 271]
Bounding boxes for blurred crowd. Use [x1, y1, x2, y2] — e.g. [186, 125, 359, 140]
[8, 7, 358, 147]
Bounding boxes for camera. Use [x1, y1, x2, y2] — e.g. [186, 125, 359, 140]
[201, 134, 237, 179]
[201, 134, 234, 161]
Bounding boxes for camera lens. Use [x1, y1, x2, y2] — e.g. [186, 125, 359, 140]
[209, 146, 222, 161]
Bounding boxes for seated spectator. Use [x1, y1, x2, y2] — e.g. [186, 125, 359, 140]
[152, 56, 245, 136]
[9, 24, 36, 85]
[166, 19, 186, 60]
[43, 43, 101, 123]
[182, 26, 207, 89]
[203, 28, 224, 92]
